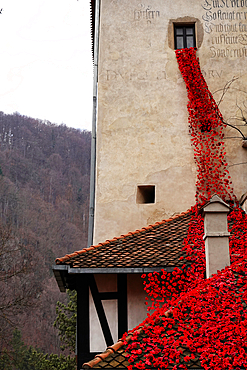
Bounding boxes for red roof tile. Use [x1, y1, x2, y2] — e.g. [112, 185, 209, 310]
[55, 209, 193, 269]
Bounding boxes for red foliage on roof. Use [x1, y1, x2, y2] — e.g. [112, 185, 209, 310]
[123, 206, 247, 370]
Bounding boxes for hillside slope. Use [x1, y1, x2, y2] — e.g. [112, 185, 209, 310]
[0, 111, 91, 353]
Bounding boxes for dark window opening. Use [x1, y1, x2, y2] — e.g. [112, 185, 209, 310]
[174, 24, 196, 49]
[136, 185, 155, 204]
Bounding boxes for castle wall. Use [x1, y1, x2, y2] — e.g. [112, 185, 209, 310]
[94, 0, 247, 244]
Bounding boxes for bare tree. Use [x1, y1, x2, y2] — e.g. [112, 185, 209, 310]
[214, 77, 247, 140]
[0, 224, 41, 349]
[213, 77, 247, 207]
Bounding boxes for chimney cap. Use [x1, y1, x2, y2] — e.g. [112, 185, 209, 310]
[202, 194, 231, 215]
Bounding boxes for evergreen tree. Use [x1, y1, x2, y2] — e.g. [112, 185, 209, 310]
[30, 290, 77, 369]
[53, 290, 77, 353]
[0, 329, 35, 370]
[0, 291, 77, 370]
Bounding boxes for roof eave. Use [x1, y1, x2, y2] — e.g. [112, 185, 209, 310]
[68, 266, 175, 274]
[53, 265, 69, 293]
[53, 265, 178, 291]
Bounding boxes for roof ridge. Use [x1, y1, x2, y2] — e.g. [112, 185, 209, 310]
[55, 207, 194, 264]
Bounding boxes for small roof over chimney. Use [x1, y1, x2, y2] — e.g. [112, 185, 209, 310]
[203, 195, 231, 278]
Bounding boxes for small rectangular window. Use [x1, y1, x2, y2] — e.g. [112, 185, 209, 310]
[174, 24, 196, 49]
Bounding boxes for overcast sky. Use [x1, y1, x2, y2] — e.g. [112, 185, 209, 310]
[0, 0, 93, 131]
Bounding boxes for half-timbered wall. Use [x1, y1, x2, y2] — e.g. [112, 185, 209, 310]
[89, 274, 146, 352]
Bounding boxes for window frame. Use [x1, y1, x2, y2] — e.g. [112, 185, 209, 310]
[174, 23, 196, 50]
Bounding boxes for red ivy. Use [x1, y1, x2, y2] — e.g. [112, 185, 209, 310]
[175, 47, 235, 205]
[125, 49, 247, 369]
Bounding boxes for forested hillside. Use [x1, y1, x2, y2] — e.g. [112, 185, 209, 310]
[0, 112, 91, 354]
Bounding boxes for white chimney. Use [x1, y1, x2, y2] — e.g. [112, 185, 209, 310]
[202, 195, 231, 278]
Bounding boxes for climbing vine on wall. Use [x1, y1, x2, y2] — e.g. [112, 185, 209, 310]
[176, 47, 235, 205]
[124, 48, 247, 369]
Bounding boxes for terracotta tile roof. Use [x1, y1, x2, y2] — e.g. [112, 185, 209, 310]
[81, 312, 173, 369]
[82, 340, 130, 369]
[55, 210, 193, 269]
[81, 309, 202, 369]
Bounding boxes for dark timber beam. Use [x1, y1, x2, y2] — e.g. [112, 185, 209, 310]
[117, 274, 128, 337]
[98, 292, 118, 300]
[77, 275, 90, 370]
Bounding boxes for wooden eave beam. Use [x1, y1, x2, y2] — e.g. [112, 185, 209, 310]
[52, 265, 176, 292]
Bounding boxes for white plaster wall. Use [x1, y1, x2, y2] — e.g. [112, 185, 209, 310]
[90, 293, 118, 352]
[90, 274, 117, 352]
[93, 0, 247, 245]
[127, 274, 147, 330]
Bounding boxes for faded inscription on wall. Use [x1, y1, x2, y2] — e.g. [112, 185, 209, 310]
[134, 3, 160, 24]
[103, 3, 162, 84]
[201, 0, 247, 57]
[105, 69, 166, 82]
